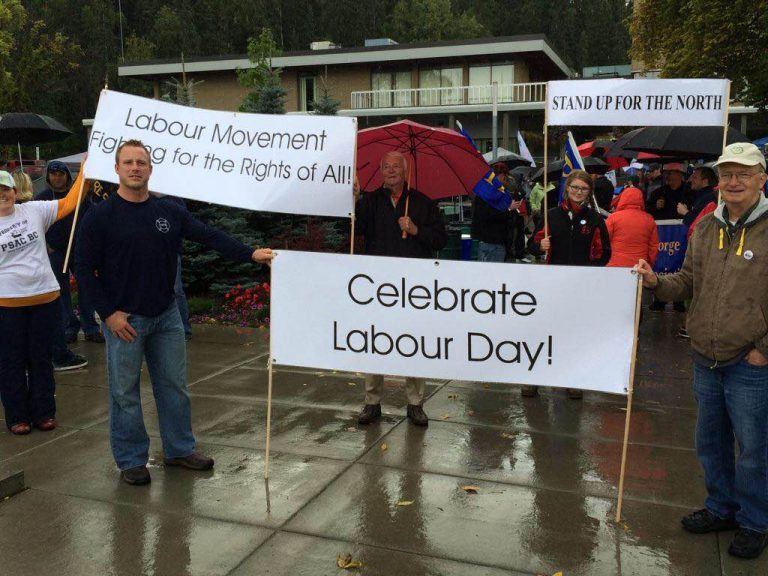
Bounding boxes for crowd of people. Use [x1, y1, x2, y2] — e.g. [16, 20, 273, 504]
[3, 133, 768, 559]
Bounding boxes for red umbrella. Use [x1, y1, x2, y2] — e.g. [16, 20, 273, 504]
[356, 119, 490, 200]
[577, 140, 612, 157]
[578, 140, 628, 170]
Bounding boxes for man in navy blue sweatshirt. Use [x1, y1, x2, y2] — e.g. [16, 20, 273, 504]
[76, 139, 273, 486]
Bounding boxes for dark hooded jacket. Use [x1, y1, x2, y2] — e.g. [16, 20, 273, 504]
[33, 161, 89, 254]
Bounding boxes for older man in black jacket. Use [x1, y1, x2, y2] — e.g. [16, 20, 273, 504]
[354, 151, 447, 426]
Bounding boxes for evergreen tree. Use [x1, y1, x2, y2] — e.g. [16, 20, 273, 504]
[311, 76, 341, 115]
[238, 28, 287, 114]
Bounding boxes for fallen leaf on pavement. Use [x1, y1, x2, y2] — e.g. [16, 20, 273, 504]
[500, 432, 517, 439]
[380, 443, 388, 451]
[439, 414, 451, 420]
[462, 485, 480, 493]
[467, 410, 475, 416]
[397, 500, 414, 506]
[447, 393, 459, 399]
[336, 553, 363, 569]
[345, 427, 357, 432]
[348, 382, 357, 386]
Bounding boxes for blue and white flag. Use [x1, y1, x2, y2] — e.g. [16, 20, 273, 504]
[455, 121, 511, 211]
[559, 131, 586, 202]
[455, 120, 478, 151]
[517, 131, 536, 167]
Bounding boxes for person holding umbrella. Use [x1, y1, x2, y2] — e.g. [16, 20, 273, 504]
[354, 151, 447, 427]
[524, 170, 611, 399]
[0, 166, 88, 435]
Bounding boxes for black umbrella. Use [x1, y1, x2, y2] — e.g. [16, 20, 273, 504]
[531, 157, 608, 181]
[0, 113, 73, 145]
[531, 159, 564, 182]
[615, 125, 749, 160]
[510, 165, 535, 178]
[583, 156, 610, 175]
[604, 129, 645, 159]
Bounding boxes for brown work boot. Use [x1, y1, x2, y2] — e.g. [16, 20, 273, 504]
[521, 385, 539, 397]
[121, 465, 151, 486]
[164, 451, 214, 471]
[357, 403, 382, 425]
[406, 404, 429, 427]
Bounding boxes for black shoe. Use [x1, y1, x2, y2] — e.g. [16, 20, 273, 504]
[681, 508, 738, 534]
[406, 404, 429, 427]
[53, 354, 88, 372]
[121, 465, 151, 486]
[677, 326, 690, 339]
[673, 302, 686, 313]
[85, 332, 105, 343]
[164, 451, 214, 471]
[357, 404, 381, 425]
[65, 333, 78, 344]
[649, 301, 666, 312]
[184, 333, 192, 342]
[729, 528, 768, 558]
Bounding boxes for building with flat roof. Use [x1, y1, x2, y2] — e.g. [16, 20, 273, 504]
[118, 34, 574, 155]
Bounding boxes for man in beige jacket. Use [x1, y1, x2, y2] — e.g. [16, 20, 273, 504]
[635, 142, 768, 559]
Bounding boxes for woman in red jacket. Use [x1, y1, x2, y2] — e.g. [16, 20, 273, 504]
[605, 187, 658, 268]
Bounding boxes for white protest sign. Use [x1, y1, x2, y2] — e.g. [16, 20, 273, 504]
[85, 90, 356, 218]
[271, 251, 638, 394]
[547, 79, 729, 127]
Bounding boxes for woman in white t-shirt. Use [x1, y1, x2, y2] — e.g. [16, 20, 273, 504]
[0, 167, 87, 435]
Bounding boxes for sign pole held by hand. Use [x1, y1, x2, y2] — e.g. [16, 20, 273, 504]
[62, 171, 87, 273]
[264, 257, 276, 479]
[615, 272, 644, 522]
[718, 81, 732, 205]
[401, 195, 410, 240]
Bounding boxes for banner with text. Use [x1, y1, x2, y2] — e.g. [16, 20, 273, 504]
[271, 251, 638, 394]
[654, 220, 688, 274]
[85, 90, 357, 218]
[547, 79, 729, 127]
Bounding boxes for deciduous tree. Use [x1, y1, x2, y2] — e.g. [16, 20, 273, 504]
[631, 0, 768, 110]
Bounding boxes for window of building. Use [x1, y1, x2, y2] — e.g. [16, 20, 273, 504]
[468, 63, 515, 104]
[419, 67, 462, 106]
[299, 76, 317, 111]
[371, 71, 413, 108]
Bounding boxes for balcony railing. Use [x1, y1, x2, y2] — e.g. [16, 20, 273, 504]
[350, 82, 547, 110]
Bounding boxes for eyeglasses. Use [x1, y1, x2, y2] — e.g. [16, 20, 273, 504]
[568, 185, 591, 193]
[718, 171, 763, 183]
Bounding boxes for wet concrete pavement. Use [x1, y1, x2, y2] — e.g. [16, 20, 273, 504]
[1, 311, 766, 575]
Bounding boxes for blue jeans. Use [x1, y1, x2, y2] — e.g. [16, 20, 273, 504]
[477, 242, 506, 262]
[174, 255, 192, 336]
[49, 251, 100, 339]
[0, 300, 58, 426]
[694, 360, 768, 532]
[104, 303, 195, 470]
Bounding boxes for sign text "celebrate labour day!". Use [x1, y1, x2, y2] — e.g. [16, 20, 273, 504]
[271, 251, 638, 395]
